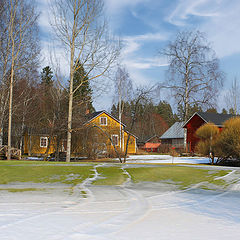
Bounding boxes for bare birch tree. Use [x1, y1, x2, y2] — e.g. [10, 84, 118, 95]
[114, 66, 132, 152]
[6, 0, 39, 160]
[0, 0, 39, 158]
[0, 1, 11, 147]
[51, 0, 120, 162]
[161, 30, 224, 149]
[123, 86, 153, 162]
[225, 77, 240, 115]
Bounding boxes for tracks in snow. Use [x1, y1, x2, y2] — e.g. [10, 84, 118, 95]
[0, 164, 105, 233]
[1, 166, 240, 240]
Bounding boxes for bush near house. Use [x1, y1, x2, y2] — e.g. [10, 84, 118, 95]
[216, 117, 240, 162]
[195, 123, 219, 164]
[196, 117, 240, 164]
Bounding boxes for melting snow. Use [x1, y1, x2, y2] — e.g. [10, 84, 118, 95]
[1, 156, 240, 239]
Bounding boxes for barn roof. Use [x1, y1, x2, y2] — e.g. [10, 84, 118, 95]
[160, 122, 184, 139]
[183, 112, 235, 127]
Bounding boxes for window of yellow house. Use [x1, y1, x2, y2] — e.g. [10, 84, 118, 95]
[100, 117, 107, 126]
[111, 135, 119, 146]
[40, 137, 48, 148]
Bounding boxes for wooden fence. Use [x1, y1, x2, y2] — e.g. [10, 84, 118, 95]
[0, 146, 21, 160]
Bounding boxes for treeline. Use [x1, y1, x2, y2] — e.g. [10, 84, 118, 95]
[110, 100, 236, 142]
[1, 63, 94, 152]
[111, 101, 178, 141]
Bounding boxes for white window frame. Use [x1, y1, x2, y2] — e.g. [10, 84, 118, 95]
[111, 134, 119, 146]
[100, 116, 107, 126]
[40, 137, 48, 148]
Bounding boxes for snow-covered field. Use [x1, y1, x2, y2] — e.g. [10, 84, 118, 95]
[1, 156, 240, 240]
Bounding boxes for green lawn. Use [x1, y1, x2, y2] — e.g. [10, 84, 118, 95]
[0, 163, 93, 185]
[0, 161, 235, 191]
[92, 166, 128, 185]
[126, 166, 228, 189]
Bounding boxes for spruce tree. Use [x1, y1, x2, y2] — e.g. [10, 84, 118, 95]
[72, 61, 94, 114]
[41, 66, 53, 86]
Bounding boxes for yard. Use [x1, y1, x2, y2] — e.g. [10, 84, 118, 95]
[0, 156, 240, 239]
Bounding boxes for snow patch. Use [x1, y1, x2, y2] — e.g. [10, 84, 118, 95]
[127, 154, 211, 164]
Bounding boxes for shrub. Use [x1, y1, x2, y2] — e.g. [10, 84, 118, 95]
[215, 117, 240, 161]
[195, 123, 220, 164]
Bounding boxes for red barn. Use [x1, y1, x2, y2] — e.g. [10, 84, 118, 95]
[183, 112, 234, 153]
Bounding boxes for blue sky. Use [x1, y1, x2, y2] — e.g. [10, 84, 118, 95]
[37, 0, 240, 112]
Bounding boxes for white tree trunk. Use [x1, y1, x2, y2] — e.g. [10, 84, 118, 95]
[0, 126, 3, 147]
[7, 53, 15, 160]
[66, 45, 75, 162]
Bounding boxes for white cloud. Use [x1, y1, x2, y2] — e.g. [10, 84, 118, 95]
[124, 57, 168, 70]
[166, 0, 240, 58]
[122, 40, 141, 56]
[37, 0, 52, 30]
[121, 33, 167, 57]
[166, 0, 221, 26]
[202, 3, 240, 58]
[120, 32, 168, 73]
[123, 33, 168, 42]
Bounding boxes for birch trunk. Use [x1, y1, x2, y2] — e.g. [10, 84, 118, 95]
[183, 71, 189, 151]
[7, 45, 15, 160]
[0, 126, 3, 147]
[66, 45, 75, 162]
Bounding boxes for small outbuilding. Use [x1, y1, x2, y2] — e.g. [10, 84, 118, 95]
[138, 135, 161, 152]
[142, 142, 161, 152]
[160, 122, 184, 151]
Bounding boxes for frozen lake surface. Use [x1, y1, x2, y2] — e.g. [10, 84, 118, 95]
[1, 156, 240, 240]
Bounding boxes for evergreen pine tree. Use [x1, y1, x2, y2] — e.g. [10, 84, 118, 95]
[72, 61, 94, 114]
[41, 66, 54, 86]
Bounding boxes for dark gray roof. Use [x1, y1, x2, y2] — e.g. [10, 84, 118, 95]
[85, 111, 104, 121]
[197, 112, 235, 126]
[160, 122, 184, 139]
[183, 112, 235, 127]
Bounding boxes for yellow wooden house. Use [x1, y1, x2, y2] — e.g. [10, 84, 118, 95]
[24, 131, 62, 157]
[85, 110, 137, 154]
[24, 110, 137, 157]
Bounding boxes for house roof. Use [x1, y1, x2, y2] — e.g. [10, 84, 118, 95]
[86, 110, 138, 139]
[85, 110, 126, 127]
[24, 127, 53, 135]
[145, 135, 160, 143]
[183, 112, 235, 127]
[160, 122, 184, 139]
[143, 142, 161, 149]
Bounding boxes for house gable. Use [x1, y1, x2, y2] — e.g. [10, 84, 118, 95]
[86, 111, 137, 154]
[86, 110, 126, 128]
[183, 112, 235, 128]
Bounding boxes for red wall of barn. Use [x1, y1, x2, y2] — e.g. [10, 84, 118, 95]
[185, 115, 205, 152]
